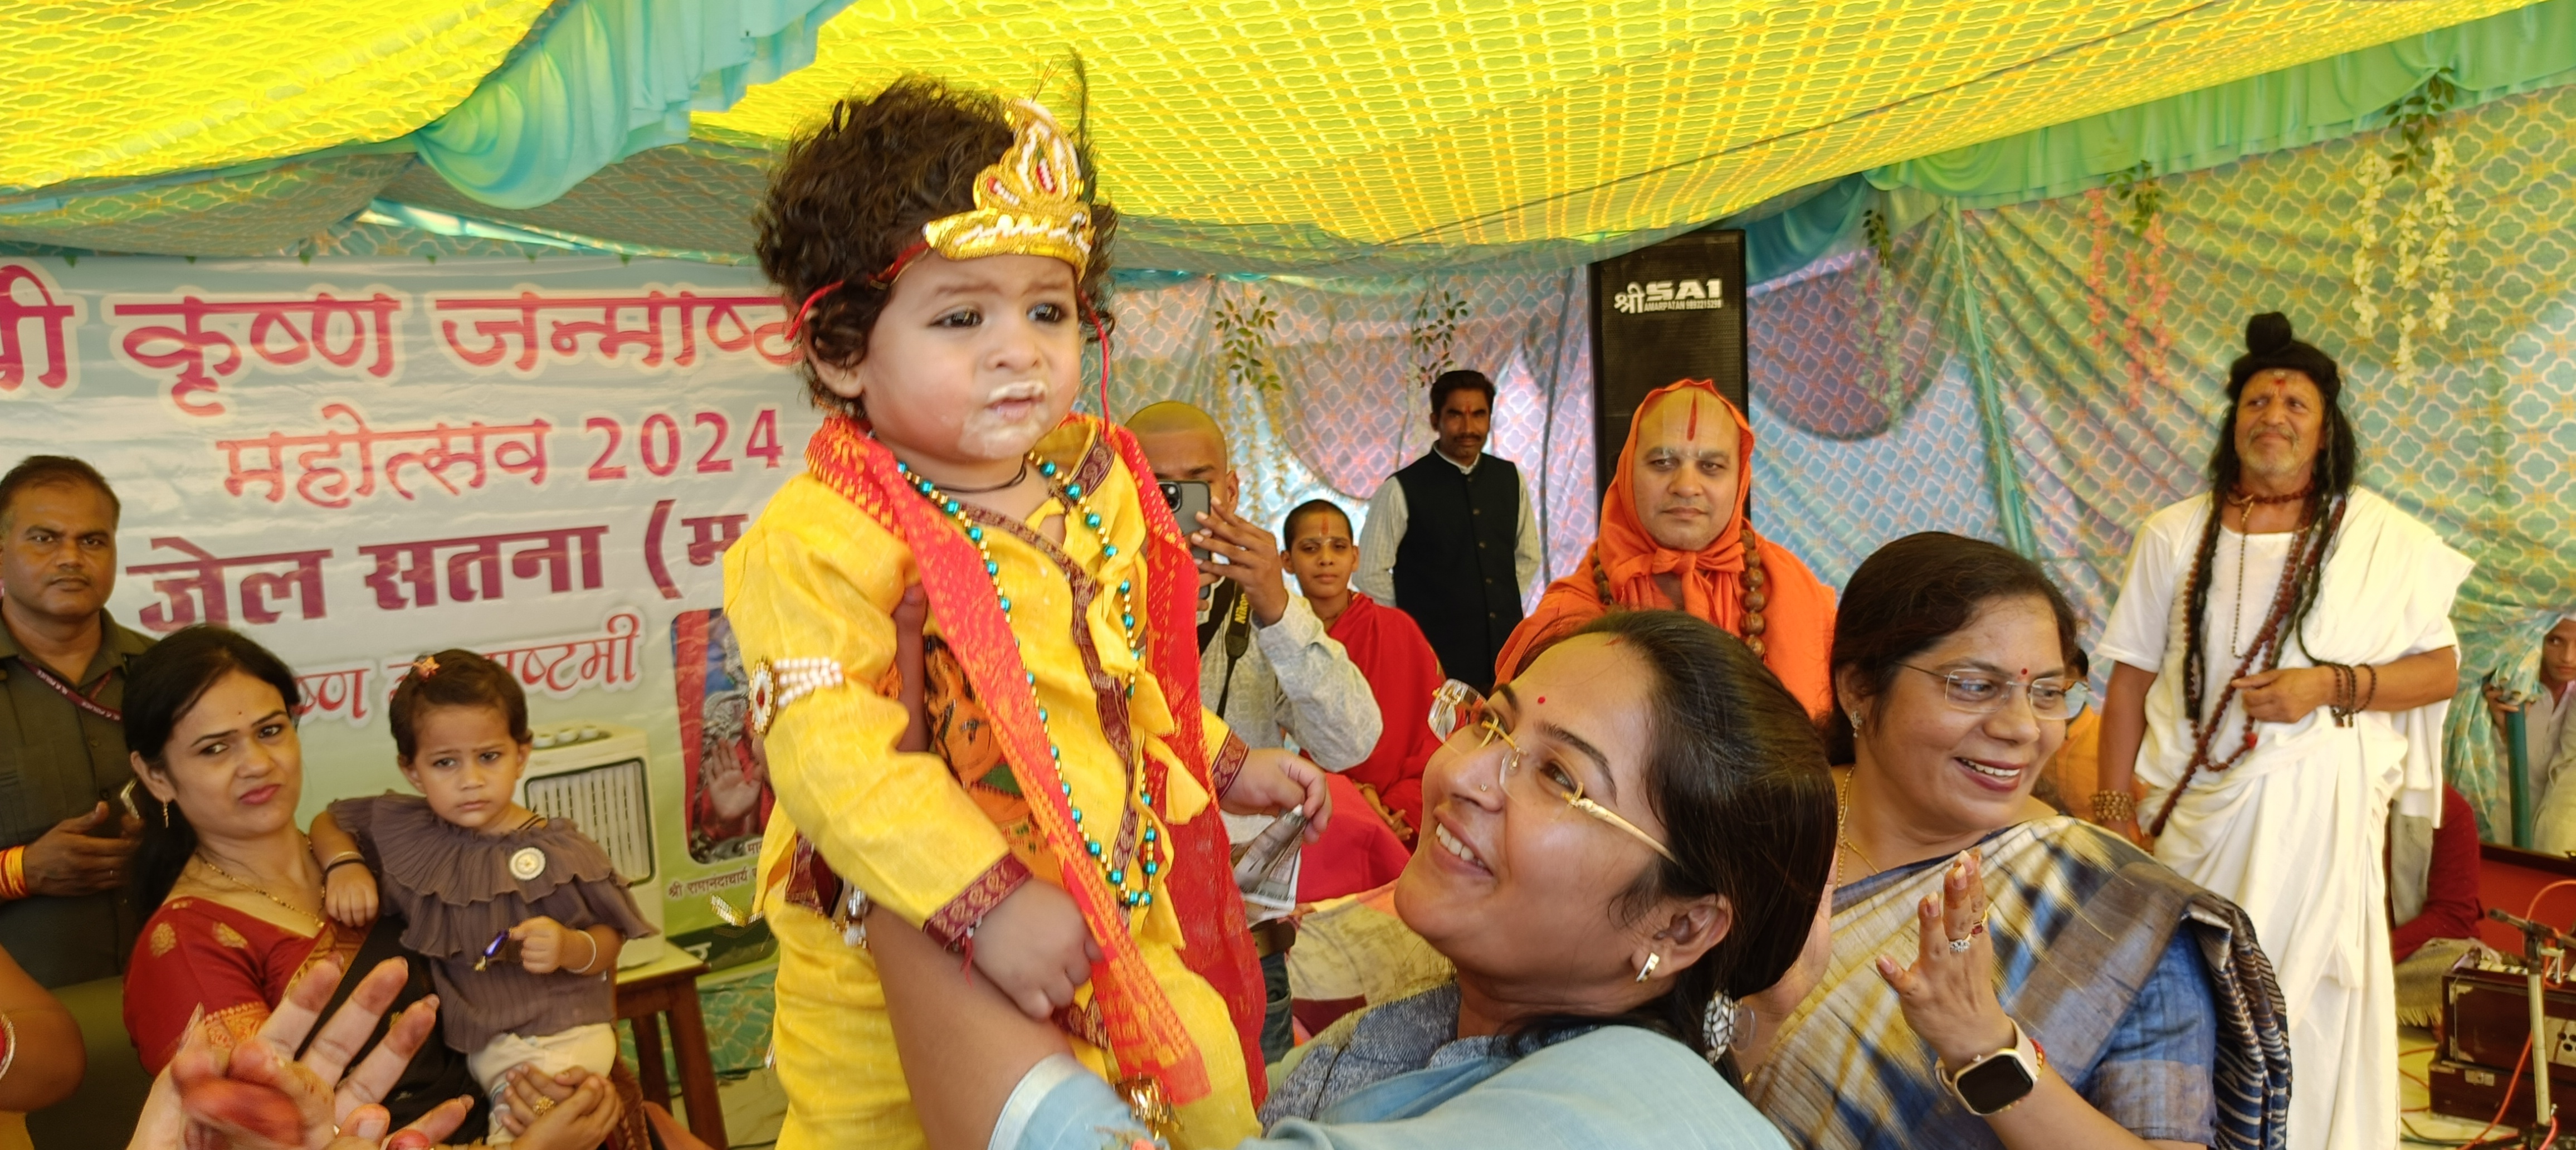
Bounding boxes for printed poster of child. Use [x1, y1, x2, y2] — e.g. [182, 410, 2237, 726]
[672, 609, 774, 862]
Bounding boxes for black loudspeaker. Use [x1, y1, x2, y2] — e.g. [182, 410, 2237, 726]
[1588, 227, 1748, 496]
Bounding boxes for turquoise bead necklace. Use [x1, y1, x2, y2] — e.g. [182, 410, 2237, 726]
[896, 452, 1167, 910]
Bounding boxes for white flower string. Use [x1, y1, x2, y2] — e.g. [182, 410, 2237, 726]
[2349, 111, 2461, 389]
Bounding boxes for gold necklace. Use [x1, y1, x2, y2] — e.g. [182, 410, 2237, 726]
[195, 848, 325, 929]
[1836, 773, 1880, 876]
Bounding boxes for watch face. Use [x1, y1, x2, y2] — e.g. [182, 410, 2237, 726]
[1955, 1055, 2037, 1114]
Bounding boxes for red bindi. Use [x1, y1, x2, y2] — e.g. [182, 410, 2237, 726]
[1685, 399, 1700, 438]
[1535, 695, 1546, 705]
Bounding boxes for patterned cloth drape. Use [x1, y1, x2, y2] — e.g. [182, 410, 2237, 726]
[1097, 271, 1597, 604]
[1749, 81, 2576, 837]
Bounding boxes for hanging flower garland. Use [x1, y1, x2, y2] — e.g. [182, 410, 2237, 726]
[2082, 161, 2176, 401]
[2349, 71, 2463, 388]
[1406, 283, 1470, 389]
[1861, 204, 1910, 420]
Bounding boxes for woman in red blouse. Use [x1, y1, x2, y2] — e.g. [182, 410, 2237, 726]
[117, 626, 625, 1148]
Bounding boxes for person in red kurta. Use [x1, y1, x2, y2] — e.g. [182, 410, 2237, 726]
[1282, 500, 1440, 842]
[2389, 784, 2485, 1026]
[1494, 380, 1837, 717]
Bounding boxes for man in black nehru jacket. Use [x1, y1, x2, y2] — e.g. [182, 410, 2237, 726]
[1353, 371, 1541, 692]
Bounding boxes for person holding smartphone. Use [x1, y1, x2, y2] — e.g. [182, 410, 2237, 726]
[1128, 401, 1383, 1065]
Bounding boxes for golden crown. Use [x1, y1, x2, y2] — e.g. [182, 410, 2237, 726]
[920, 98, 1096, 275]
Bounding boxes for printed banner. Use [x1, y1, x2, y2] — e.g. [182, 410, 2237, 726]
[2, 254, 815, 964]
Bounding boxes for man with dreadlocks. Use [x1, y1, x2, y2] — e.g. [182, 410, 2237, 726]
[2093, 313, 2470, 1150]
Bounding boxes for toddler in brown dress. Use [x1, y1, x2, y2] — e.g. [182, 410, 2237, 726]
[308, 649, 655, 1143]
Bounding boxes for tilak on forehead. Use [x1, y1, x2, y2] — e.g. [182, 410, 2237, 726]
[1643, 386, 1726, 445]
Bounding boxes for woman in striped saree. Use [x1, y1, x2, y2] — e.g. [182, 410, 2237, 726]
[1745, 534, 2291, 1150]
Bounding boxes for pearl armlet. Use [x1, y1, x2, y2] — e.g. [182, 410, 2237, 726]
[747, 657, 846, 738]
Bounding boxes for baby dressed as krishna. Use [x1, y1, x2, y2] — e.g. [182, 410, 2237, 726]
[724, 77, 1330, 1149]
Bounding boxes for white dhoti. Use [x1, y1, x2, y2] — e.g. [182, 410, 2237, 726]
[2104, 488, 2473, 1150]
[2148, 738, 2396, 1150]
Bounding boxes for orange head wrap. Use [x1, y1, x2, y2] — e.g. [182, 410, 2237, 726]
[1596, 379, 1759, 626]
[1495, 379, 1837, 714]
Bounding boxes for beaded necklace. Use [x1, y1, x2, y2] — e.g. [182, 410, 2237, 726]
[2146, 495, 2345, 837]
[1593, 524, 1773, 657]
[892, 451, 1168, 912]
[2224, 485, 2313, 657]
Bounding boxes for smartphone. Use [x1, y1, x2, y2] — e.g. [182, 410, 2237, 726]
[1158, 480, 1213, 563]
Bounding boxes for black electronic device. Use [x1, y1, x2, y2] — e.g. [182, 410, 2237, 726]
[1159, 480, 1213, 563]
[1944, 1023, 2043, 1117]
[1587, 226, 1749, 498]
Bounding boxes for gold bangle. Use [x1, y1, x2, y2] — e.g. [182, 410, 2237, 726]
[2089, 790, 2136, 823]
[0, 847, 26, 901]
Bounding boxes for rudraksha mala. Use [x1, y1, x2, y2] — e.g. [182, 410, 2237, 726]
[1594, 525, 1770, 658]
[2146, 495, 2347, 837]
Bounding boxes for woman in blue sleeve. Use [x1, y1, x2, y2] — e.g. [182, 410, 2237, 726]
[873, 608, 1838, 1150]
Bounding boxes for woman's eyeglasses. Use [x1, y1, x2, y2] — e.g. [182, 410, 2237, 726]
[1427, 680, 1677, 864]
[1898, 665, 2091, 720]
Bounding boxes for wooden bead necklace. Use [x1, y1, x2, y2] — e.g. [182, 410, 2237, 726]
[2146, 494, 2346, 837]
[1595, 525, 1772, 658]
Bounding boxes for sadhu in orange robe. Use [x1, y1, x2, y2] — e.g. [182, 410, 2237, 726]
[1495, 380, 1837, 716]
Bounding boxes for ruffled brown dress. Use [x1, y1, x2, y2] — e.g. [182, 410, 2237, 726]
[329, 794, 657, 1055]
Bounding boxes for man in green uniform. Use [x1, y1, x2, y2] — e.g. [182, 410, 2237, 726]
[0, 456, 149, 988]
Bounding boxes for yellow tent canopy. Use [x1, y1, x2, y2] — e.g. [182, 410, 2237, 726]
[0, 0, 2545, 270]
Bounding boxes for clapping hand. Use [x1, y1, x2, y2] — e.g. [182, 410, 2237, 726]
[494, 1065, 622, 1144]
[126, 957, 470, 1150]
[1874, 851, 2014, 1070]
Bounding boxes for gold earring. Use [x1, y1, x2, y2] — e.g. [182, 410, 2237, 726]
[162, 798, 173, 826]
[1635, 953, 1661, 983]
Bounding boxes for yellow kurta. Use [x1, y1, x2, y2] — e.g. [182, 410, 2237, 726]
[724, 421, 1256, 1150]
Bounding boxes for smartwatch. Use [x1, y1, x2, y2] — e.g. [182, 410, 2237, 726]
[1940, 1019, 2047, 1117]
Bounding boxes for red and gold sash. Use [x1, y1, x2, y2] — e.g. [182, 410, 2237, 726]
[806, 413, 1261, 1102]
[1102, 423, 1269, 1104]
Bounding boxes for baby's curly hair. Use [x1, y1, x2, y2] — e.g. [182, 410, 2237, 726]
[753, 76, 1119, 414]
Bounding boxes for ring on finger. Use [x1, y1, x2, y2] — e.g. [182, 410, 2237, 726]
[528, 1094, 557, 1117]
[1969, 920, 1988, 937]
[1946, 937, 1973, 953]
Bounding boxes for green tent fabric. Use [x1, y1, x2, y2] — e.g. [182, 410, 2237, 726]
[8, 0, 2570, 272]
[0, 154, 414, 256]
[1870, 0, 2576, 207]
[412, 0, 850, 209]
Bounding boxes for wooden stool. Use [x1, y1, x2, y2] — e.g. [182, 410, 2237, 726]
[615, 954, 727, 1148]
